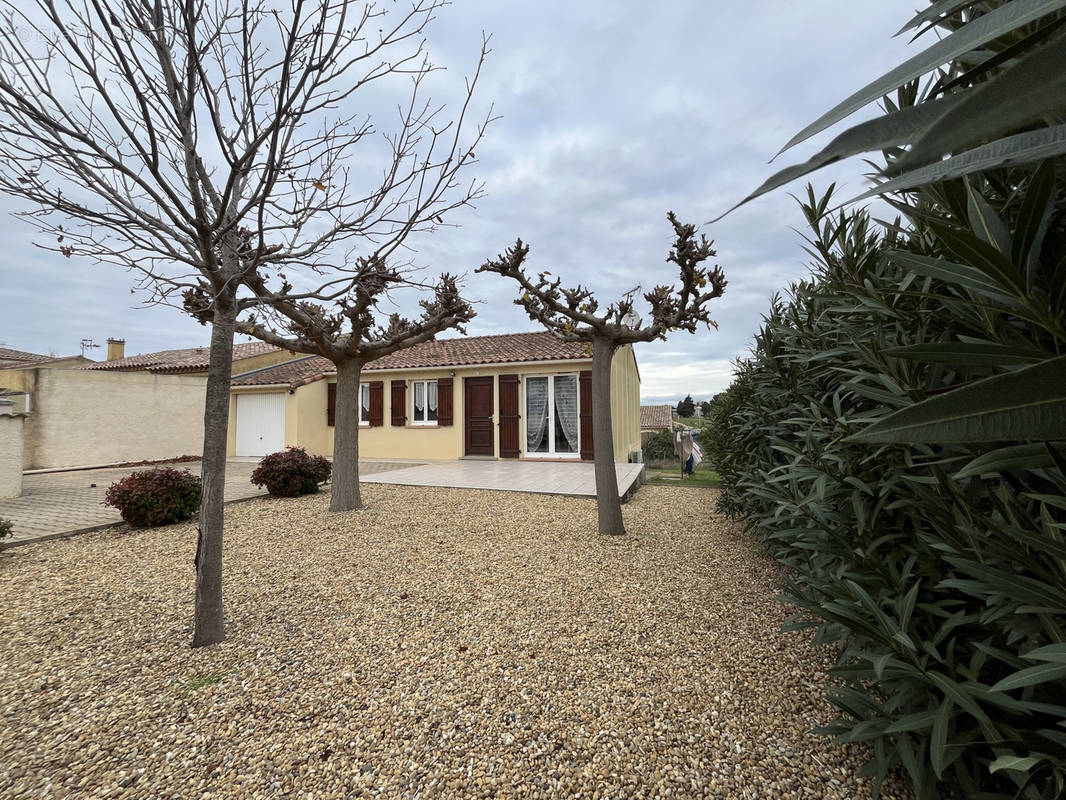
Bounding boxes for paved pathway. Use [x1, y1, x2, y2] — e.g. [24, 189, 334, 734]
[1, 459, 644, 548]
[0, 459, 411, 547]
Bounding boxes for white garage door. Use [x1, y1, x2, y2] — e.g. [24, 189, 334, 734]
[235, 393, 286, 457]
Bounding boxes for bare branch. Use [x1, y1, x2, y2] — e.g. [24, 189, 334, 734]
[477, 213, 727, 348]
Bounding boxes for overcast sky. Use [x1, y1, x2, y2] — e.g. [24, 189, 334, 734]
[0, 1, 918, 404]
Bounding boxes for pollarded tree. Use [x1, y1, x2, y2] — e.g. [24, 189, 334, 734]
[187, 256, 474, 512]
[478, 213, 726, 535]
[0, 0, 490, 646]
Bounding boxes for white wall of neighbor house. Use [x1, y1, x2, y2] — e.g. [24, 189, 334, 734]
[0, 406, 24, 498]
[22, 368, 207, 469]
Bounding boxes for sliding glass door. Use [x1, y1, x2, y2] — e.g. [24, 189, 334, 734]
[525, 374, 579, 457]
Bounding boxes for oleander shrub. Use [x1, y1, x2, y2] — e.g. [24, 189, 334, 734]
[250, 447, 332, 497]
[104, 468, 202, 527]
[707, 185, 1066, 800]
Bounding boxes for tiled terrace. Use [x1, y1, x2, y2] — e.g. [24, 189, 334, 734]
[361, 459, 645, 498]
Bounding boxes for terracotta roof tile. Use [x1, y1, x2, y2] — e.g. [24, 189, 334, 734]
[232, 332, 591, 388]
[0, 358, 50, 371]
[83, 341, 279, 373]
[0, 346, 53, 365]
[640, 404, 674, 429]
[232, 355, 333, 388]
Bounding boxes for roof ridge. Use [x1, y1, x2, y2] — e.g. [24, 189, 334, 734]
[82, 340, 278, 370]
[232, 352, 320, 381]
[432, 330, 554, 342]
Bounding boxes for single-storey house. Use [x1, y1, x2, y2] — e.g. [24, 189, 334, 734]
[640, 404, 676, 444]
[228, 332, 641, 463]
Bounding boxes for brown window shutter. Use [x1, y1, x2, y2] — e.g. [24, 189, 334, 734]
[498, 374, 520, 458]
[437, 377, 454, 426]
[390, 380, 407, 426]
[327, 382, 336, 427]
[579, 370, 594, 461]
[368, 381, 384, 427]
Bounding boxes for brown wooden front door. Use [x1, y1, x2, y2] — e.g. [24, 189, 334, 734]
[464, 376, 494, 456]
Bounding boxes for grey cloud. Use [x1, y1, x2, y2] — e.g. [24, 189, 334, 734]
[1, 0, 918, 404]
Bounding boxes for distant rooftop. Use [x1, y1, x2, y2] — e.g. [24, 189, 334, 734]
[83, 341, 280, 374]
[640, 404, 674, 429]
[0, 346, 60, 371]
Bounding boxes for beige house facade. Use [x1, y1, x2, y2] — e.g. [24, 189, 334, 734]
[228, 332, 642, 464]
[0, 346, 95, 413]
[0, 338, 298, 469]
[21, 368, 207, 469]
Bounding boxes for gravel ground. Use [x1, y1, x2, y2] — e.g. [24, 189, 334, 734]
[0, 485, 909, 800]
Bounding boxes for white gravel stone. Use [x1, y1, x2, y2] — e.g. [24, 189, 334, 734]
[0, 485, 910, 799]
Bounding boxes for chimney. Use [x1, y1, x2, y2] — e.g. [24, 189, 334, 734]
[106, 338, 126, 361]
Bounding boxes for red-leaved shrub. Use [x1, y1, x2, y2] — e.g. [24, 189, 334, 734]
[250, 447, 332, 497]
[104, 468, 202, 527]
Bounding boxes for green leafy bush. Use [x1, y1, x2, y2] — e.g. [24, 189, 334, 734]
[250, 447, 332, 497]
[104, 468, 202, 527]
[707, 187, 1066, 800]
[0, 516, 13, 543]
[641, 429, 676, 462]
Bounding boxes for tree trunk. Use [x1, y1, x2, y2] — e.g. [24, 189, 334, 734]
[329, 358, 365, 512]
[191, 301, 236, 648]
[591, 336, 625, 535]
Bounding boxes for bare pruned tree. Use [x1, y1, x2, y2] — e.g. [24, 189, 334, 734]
[186, 255, 475, 512]
[0, 0, 491, 646]
[478, 213, 726, 535]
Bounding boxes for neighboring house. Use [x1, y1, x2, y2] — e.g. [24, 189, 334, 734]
[4, 337, 296, 470]
[639, 404, 675, 444]
[0, 345, 90, 371]
[81, 338, 297, 376]
[0, 346, 94, 413]
[228, 331, 642, 463]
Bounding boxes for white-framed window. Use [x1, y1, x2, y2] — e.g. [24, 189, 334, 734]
[524, 373, 580, 458]
[359, 383, 370, 426]
[411, 379, 438, 425]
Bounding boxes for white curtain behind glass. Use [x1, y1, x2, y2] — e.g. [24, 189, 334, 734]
[555, 376, 579, 451]
[414, 381, 424, 419]
[526, 377, 549, 452]
[427, 381, 438, 421]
